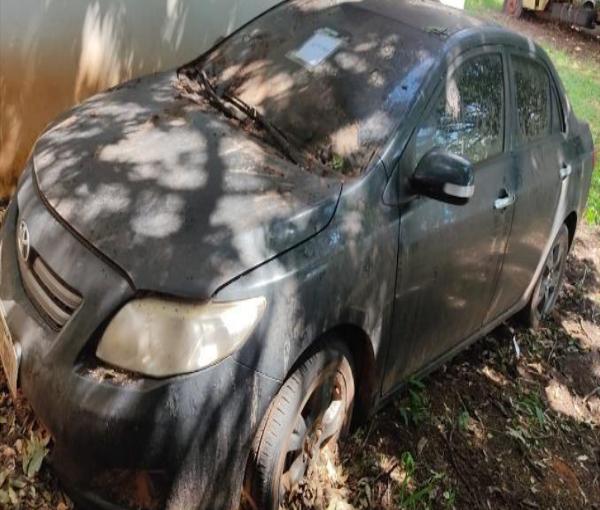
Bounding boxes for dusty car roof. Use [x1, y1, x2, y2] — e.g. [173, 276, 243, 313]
[181, 0, 489, 177]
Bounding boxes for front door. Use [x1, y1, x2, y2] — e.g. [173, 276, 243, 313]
[383, 48, 514, 393]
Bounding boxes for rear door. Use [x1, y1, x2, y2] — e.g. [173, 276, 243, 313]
[383, 48, 514, 393]
[485, 52, 565, 321]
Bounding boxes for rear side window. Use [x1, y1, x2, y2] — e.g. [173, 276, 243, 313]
[512, 55, 551, 142]
[415, 53, 505, 165]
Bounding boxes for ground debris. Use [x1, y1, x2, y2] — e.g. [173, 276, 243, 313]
[0, 377, 73, 509]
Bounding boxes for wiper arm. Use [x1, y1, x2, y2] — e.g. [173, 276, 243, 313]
[176, 70, 240, 120]
[176, 68, 330, 175]
[220, 84, 303, 166]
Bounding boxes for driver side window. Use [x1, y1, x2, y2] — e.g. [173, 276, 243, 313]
[415, 53, 505, 165]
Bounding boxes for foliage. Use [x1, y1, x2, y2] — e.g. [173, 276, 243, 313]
[396, 379, 431, 427]
[464, 0, 504, 11]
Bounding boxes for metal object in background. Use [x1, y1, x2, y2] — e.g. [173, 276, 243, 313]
[505, 0, 600, 29]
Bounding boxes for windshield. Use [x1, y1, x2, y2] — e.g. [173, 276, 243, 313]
[181, 0, 440, 176]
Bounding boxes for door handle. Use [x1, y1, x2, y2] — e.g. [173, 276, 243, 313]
[494, 192, 515, 210]
[560, 164, 572, 180]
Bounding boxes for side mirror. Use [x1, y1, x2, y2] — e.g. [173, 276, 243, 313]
[411, 148, 474, 205]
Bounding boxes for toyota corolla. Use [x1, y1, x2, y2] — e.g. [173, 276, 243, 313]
[0, 1, 594, 509]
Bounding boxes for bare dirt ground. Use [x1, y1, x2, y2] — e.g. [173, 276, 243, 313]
[2, 13, 600, 510]
[490, 11, 600, 66]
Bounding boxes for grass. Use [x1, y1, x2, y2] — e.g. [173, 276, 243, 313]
[395, 379, 431, 426]
[464, 0, 503, 11]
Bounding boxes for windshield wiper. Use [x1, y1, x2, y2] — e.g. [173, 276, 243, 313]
[176, 67, 330, 175]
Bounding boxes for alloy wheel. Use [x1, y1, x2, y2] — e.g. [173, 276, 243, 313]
[279, 370, 348, 500]
[533, 233, 568, 322]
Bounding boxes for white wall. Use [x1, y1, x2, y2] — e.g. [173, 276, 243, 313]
[0, 0, 281, 197]
[439, 0, 465, 10]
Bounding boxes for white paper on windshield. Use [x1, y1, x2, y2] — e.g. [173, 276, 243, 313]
[290, 28, 342, 69]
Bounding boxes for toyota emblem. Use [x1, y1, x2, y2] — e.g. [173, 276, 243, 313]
[17, 220, 31, 262]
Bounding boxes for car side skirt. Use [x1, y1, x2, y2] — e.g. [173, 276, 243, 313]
[375, 291, 530, 411]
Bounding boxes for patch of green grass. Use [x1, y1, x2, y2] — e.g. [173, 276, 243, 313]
[541, 45, 600, 224]
[396, 379, 431, 426]
[394, 452, 456, 509]
[457, 408, 471, 432]
[513, 388, 548, 430]
[464, 0, 503, 11]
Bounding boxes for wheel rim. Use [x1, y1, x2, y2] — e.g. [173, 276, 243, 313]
[279, 370, 347, 501]
[533, 236, 566, 321]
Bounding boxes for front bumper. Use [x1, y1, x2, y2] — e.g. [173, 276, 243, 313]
[0, 183, 280, 509]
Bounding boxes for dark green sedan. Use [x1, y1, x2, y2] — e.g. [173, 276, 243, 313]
[0, 1, 594, 509]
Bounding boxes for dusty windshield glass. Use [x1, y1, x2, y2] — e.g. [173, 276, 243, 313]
[180, 0, 439, 177]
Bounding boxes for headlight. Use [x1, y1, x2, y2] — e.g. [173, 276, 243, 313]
[95, 297, 266, 377]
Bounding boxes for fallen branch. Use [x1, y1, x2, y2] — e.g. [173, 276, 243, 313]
[583, 386, 600, 402]
[373, 460, 399, 484]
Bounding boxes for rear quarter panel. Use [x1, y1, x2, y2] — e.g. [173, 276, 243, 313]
[568, 117, 595, 221]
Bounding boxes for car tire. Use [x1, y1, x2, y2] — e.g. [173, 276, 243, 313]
[245, 342, 355, 510]
[519, 224, 569, 329]
[504, 0, 524, 17]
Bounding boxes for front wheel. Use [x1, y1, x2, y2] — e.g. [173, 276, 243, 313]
[245, 342, 355, 510]
[519, 224, 569, 329]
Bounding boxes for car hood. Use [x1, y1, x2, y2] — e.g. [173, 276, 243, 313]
[31, 71, 341, 299]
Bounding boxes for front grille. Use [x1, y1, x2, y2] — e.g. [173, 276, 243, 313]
[19, 253, 82, 329]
